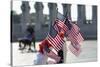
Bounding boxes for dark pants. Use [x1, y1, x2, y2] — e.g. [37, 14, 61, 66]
[57, 49, 64, 63]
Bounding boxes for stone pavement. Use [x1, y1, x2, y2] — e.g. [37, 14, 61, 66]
[66, 40, 97, 63]
[11, 40, 97, 66]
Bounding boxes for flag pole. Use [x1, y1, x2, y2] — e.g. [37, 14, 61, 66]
[63, 12, 68, 63]
[63, 37, 68, 63]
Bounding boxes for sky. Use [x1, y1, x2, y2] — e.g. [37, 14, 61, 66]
[12, 0, 93, 21]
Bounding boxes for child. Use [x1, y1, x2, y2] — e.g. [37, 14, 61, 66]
[34, 39, 61, 65]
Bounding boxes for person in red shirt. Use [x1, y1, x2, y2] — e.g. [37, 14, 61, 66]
[34, 31, 65, 64]
[34, 39, 50, 65]
[34, 38, 63, 64]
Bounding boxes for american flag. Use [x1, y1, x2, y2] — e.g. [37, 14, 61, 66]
[47, 12, 84, 56]
[54, 13, 84, 56]
[67, 24, 84, 46]
[55, 14, 84, 56]
[47, 24, 64, 52]
[67, 24, 84, 56]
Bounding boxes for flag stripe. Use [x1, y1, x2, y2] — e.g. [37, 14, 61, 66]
[66, 24, 84, 56]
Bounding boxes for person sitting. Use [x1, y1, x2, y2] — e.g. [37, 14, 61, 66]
[34, 39, 61, 65]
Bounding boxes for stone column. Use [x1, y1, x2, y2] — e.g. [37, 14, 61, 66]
[92, 6, 97, 23]
[77, 5, 86, 24]
[34, 2, 44, 40]
[62, 4, 71, 17]
[48, 3, 57, 25]
[20, 1, 30, 36]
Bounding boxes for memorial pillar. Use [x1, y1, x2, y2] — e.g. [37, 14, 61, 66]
[77, 5, 86, 24]
[34, 2, 44, 40]
[20, 1, 30, 36]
